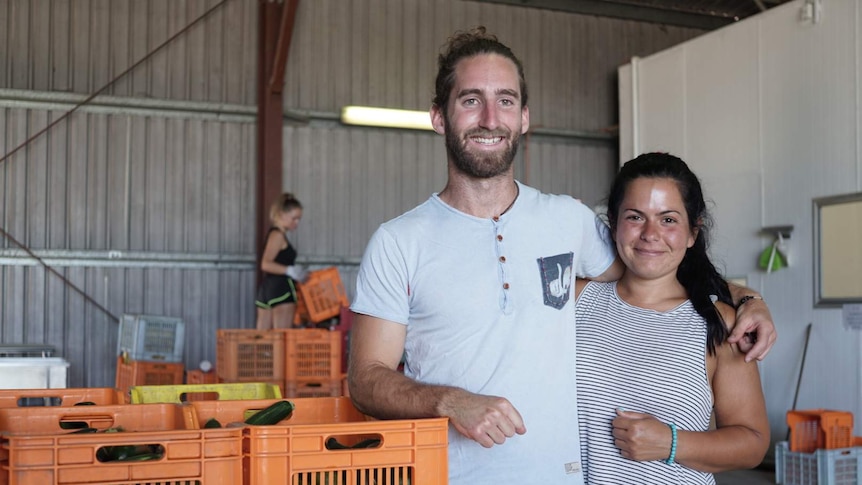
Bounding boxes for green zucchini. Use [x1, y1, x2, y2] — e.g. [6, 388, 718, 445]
[204, 417, 222, 428]
[97, 444, 162, 462]
[59, 421, 88, 429]
[351, 438, 381, 449]
[325, 437, 350, 450]
[325, 437, 381, 450]
[244, 400, 295, 425]
[97, 444, 136, 462]
[118, 452, 161, 461]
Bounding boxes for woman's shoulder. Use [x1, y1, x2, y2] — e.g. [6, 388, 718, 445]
[266, 228, 289, 245]
[574, 278, 612, 299]
[715, 300, 738, 331]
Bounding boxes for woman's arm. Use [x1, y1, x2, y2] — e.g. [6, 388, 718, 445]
[259, 230, 288, 275]
[673, 303, 770, 472]
[611, 304, 770, 472]
[574, 278, 590, 299]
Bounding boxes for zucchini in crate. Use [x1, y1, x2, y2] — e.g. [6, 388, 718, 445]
[204, 417, 222, 429]
[244, 400, 295, 425]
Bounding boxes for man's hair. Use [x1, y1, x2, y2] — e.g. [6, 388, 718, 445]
[432, 26, 528, 115]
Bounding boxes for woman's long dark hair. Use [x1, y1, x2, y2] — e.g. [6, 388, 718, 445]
[606, 152, 731, 354]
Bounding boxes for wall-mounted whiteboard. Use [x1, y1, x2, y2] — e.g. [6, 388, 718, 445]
[814, 193, 862, 307]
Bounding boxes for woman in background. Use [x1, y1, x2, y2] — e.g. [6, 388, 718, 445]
[255, 193, 308, 330]
[575, 153, 770, 484]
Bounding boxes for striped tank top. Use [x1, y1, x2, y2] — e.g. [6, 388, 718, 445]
[575, 281, 715, 484]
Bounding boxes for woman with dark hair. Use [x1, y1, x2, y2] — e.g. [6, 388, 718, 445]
[575, 153, 770, 484]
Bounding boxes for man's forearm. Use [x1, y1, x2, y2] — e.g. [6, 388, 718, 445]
[348, 362, 456, 420]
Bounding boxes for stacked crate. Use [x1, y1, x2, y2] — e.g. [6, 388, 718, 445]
[0, 389, 447, 484]
[216, 329, 286, 392]
[293, 267, 350, 395]
[129, 382, 282, 403]
[188, 397, 448, 485]
[186, 368, 219, 384]
[217, 328, 343, 398]
[0, 401, 244, 484]
[776, 409, 861, 485]
[115, 314, 185, 398]
[283, 328, 343, 397]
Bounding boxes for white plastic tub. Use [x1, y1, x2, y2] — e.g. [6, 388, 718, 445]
[0, 358, 69, 389]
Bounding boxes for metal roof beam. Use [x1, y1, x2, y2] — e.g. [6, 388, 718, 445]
[469, 0, 733, 30]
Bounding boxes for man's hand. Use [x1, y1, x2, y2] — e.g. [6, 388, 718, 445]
[729, 298, 776, 362]
[442, 390, 526, 448]
[612, 409, 672, 462]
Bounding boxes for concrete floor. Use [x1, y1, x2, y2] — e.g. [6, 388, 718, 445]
[715, 467, 775, 484]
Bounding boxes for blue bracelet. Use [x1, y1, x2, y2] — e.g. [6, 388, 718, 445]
[665, 422, 677, 465]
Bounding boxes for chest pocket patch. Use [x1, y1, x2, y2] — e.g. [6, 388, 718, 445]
[537, 252, 574, 310]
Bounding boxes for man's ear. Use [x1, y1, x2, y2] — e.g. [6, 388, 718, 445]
[431, 105, 446, 135]
[521, 106, 530, 135]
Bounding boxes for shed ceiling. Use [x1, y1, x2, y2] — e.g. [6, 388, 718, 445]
[470, 0, 797, 30]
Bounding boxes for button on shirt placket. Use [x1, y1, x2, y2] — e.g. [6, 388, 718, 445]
[493, 217, 513, 314]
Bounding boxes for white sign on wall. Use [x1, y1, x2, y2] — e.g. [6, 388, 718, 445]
[843, 304, 862, 330]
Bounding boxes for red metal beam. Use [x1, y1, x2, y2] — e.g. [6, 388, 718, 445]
[269, 0, 298, 94]
[256, 0, 290, 284]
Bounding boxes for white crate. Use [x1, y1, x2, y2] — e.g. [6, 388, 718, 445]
[776, 441, 861, 485]
[0, 358, 69, 389]
[117, 314, 185, 362]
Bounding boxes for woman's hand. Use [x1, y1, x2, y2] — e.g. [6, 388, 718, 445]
[612, 409, 674, 462]
[285, 265, 309, 282]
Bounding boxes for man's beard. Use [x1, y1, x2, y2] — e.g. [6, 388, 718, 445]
[445, 123, 520, 179]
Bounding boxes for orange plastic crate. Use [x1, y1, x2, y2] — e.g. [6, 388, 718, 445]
[283, 378, 345, 398]
[186, 368, 219, 384]
[295, 267, 350, 323]
[183, 369, 222, 404]
[0, 403, 243, 485]
[186, 397, 448, 485]
[334, 306, 355, 373]
[0, 388, 124, 408]
[293, 293, 310, 325]
[217, 329, 286, 383]
[787, 409, 854, 452]
[115, 357, 184, 399]
[285, 329, 342, 383]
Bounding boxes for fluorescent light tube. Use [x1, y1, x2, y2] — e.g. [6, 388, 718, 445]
[341, 106, 433, 131]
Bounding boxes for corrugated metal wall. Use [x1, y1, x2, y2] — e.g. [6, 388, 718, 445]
[282, 0, 702, 132]
[0, 0, 703, 387]
[0, 0, 258, 387]
[0, 0, 256, 103]
[0, 107, 258, 387]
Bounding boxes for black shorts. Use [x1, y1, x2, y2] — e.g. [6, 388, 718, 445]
[255, 274, 299, 309]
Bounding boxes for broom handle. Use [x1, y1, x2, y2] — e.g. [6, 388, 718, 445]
[787, 322, 813, 441]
